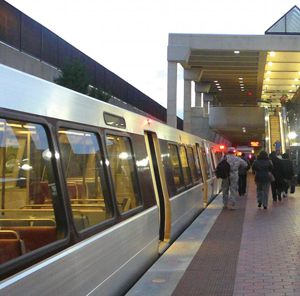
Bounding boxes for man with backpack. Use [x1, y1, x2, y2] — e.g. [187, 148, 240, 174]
[216, 147, 248, 210]
[238, 153, 251, 196]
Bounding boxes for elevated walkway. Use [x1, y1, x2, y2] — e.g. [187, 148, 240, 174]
[126, 174, 300, 295]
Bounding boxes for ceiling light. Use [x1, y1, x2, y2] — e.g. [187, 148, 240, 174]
[240, 84, 244, 87]
[218, 89, 222, 91]
[298, 71, 300, 75]
[239, 78, 243, 80]
[270, 51, 275, 57]
[288, 132, 297, 139]
[292, 84, 296, 87]
[289, 90, 293, 92]
[234, 51, 240, 54]
[268, 62, 273, 66]
[265, 85, 268, 87]
[266, 78, 270, 81]
[217, 86, 221, 88]
[295, 78, 299, 81]
[267, 71, 271, 74]
[214, 80, 218, 83]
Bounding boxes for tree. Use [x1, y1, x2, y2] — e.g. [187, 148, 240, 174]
[54, 57, 111, 102]
[54, 57, 91, 95]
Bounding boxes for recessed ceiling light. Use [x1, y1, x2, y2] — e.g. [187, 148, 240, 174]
[292, 84, 296, 87]
[295, 78, 299, 81]
[239, 78, 243, 80]
[266, 78, 270, 81]
[234, 51, 240, 54]
[268, 62, 273, 66]
[214, 80, 218, 83]
[218, 89, 222, 91]
[267, 71, 271, 74]
[270, 51, 275, 56]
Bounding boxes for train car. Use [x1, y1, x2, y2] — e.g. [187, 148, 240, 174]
[0, 65, 220, 295]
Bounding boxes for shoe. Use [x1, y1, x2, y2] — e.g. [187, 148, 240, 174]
[258, 203, 262, 207]
[223, 204, 227, 209]
[283, 192, 287, 198]
[229, 204, 235, 211]
[278, 197, 282, 201]
[263, 206, 267, 209]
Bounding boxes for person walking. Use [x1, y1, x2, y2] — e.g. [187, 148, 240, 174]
[238, 153, 250, 196]
[269, 151, 285, 201]
[281, 153, 294, 196]
[252, 151, 274, 209]
[220, 147, 248, 211]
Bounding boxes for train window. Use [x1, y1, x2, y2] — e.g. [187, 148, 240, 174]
[104, 113, 126, 129]
[193, 146, 204, 183]
[105, 134, 141, 213]
[209, 148, 216, 171]
[168, 144, 185, 190]
[201, 147, 211, 179]
[58, 128, 113, 231]
[0, 119, 62, 265]
[179, 146, 192, 186]
[187, 147, 199, 184]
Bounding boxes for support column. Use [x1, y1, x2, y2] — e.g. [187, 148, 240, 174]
[184, 79, 192, 133]
[167, 61, 177, 128]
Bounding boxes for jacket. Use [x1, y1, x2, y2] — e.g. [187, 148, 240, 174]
[252, 159, 273, 182]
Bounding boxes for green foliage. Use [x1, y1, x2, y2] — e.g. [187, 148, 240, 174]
[54, 57, 111, 102]
[54, 57, 91, 94]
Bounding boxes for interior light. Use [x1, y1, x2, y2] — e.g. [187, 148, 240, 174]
[292, 84, 296, 87]
[298, 71, 300, 75]
[146, 119, 152, 125]
[268, 62, 273, 66]
[239, 78, 243, 80]
[234, 51, 240, 54]
[267, 71, 271, 74]
[270, 51, 275, 56]
[266, 78, 270, 81]
[289, 132, 297, 139]
[295, 78, 299, 81]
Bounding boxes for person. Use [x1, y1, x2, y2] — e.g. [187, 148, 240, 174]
[274, 140, 281, 152]
[238, 153, 250, 196]
[269, 151, 285, 201]
[281, 153, 294, 196]
[252, 151, 274, 209]
[220, 147, 248, 211]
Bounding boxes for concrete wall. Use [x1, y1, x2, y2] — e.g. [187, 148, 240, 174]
[0, 42, 60, 82]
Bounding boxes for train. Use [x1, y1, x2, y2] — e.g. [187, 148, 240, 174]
[0, 64, 223, 295]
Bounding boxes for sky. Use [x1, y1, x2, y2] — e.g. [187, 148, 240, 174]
[5, 0, 299, 118]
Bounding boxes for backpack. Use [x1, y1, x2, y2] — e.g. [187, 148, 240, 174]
[215, 157, 230, 179]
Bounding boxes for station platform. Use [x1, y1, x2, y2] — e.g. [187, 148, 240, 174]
[126, 174, 300, 296]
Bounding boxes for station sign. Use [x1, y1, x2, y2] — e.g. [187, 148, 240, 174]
[250, 141, 260, 147]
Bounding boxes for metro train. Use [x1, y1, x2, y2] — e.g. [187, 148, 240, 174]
[0, 64, 222, 295]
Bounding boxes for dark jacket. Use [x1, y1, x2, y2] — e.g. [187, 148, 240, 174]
[282, 159, 294, 180]
[252, 159, 273, 182]
[269, 156, 285, 181]
[238, 156, 250, 176]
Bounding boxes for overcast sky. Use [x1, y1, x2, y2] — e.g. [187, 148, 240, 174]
[5, 0, 298, 118]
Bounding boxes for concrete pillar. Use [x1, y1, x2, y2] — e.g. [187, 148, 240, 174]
[184, 79, 192, 133]
[167, 62, 177, 128]
[203, 93, 214, 115]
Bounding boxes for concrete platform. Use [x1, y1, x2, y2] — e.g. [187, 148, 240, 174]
[126, 174, 300, 296]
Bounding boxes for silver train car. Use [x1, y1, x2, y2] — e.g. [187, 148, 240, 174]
[0, 65, 222, 295]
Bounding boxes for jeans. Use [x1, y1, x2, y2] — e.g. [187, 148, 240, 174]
[256, 181, 271, 207]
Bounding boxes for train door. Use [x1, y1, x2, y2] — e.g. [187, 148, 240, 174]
[144, 132, 171, 253]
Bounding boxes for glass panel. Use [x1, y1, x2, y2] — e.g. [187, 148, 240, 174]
[193, 146, 203, 183]
[201, 146, 211, 179]
[168, 144, 184, 190]
[287, 9, 300, 33]
[58, 128, 112, 231]
[106, 134, 141, 213]
[0, 119, 60, 265]
[104, 113, 126, 129]
[187, 147, 198, 183]
[179, 146, 192, 186]
[268, 17, 286, 33]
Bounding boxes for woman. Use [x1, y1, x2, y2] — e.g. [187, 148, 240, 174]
[252, 151, 274, 209]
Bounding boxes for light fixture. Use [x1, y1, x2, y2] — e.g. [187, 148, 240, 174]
[234, 51, 240, 54]
[268, 62, 273, 66]
[292, 84, 296, 87]
[266, 78, 270, 81]
[239, 78, 243, 80]
[288, 132, 297, 139]
[267, 71, 271, 74]
[270, 51, 275, 56]
[295, 78, 299, 82]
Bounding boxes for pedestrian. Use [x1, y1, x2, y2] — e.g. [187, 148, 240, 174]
[252, 151, 274, 209]
[220, 147, 248, 211]
[238, 153, 250, 196]
[269, 151, 285, 201]
[282, 153, 294, 196]
[274, 140, 281, 152]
